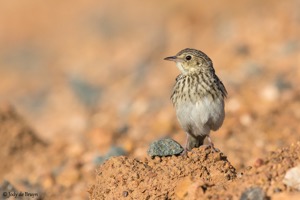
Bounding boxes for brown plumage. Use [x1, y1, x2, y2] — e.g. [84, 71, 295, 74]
[165, 48, 227, 152]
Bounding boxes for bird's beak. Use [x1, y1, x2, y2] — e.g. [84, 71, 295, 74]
[164, 56, 180, 62]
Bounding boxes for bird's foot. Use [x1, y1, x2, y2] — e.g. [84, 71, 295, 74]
[200, 144, 220, 153]
[205, 136, 219, 153]
[180, 148, 188, 156]
[207, 144, 220, 153]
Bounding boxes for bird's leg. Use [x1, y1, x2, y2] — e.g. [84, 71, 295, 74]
[206, 135, 219, 152]
[181, 134, 204, 155]
[186, 134, 200, 150]
[180, 134, 189, 156]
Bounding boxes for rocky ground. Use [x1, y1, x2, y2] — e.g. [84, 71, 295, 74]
[1, 0, 300, 199]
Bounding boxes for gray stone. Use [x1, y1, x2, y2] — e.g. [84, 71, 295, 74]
[275, 76, 292, 92]
[147, 138, 183, 157]
[240, 187, 267, 200]
[0, 180, 27, 200]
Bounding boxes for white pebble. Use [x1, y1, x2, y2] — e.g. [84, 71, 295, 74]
[239, 114, 252, 126]
[260, 85, 279, 101]
[283, 165, 300, 190]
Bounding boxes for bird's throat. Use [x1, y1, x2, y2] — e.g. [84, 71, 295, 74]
[175, 62, 187, 74]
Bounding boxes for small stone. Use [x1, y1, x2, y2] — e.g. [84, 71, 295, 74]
[236, 172, 243, 178]
[239, 114, 252, 126]
[240, 187, 267, 200]
[123, 191, 128, 197]
[147, 138, 183, 157]
[260, 85, 279, 102]
[0, 180, 26, 200]
[235, 44, 250, 55]
[283, 165, 300, 190]
[254, 158, 264, 168]
[275, 77, 291, 91]
[0, 180, 18, 193]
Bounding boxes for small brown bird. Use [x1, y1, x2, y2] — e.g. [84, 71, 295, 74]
[164, 48, 227, 153]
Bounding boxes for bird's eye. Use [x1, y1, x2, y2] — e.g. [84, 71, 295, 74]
[185, 55, 192, 60]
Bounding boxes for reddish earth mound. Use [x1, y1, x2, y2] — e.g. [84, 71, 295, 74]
[90, 142, 300, 200]
[89, 148, 236, 199]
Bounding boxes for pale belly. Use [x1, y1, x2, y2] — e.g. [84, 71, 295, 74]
[175, 96, 225, 136]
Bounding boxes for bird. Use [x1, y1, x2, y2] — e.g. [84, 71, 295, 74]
[164, 48, 227, 153]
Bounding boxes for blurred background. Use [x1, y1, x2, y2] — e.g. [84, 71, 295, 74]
[0, 0, 300, 199]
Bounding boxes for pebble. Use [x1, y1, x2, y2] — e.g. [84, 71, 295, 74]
[147, 138, 183, 157]
[239, 114, 252, 126]
[275, 77, 291, 91]
[0, 180, 17, 193]
[235, 44, 250, 56]
[240, 187, 267, 200]
[123, 191, 129, 197]
[283, 165, 300, 190]
[260, 85, 279, 102]
[254, 158, 264, 168]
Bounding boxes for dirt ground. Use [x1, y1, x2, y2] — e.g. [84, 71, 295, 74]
[0, 0, 300, 199]
[89, 143, 300, 200]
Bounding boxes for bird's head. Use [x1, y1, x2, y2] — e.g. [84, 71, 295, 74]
[164, 48, 213, 75]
